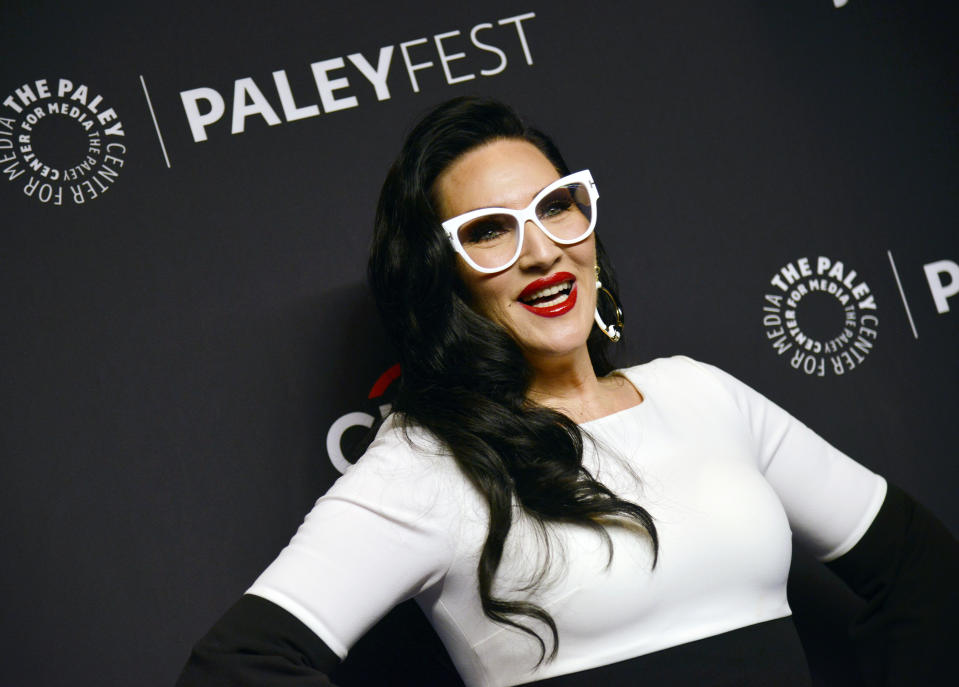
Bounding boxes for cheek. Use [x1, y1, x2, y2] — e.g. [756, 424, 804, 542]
[456, 264, 510, 319]
[576, 238, 598, 267]
[473, 283, 514, 322]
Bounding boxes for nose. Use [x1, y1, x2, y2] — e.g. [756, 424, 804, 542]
[516, 220, 562, 270]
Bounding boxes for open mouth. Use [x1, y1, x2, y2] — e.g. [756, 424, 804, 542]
[518, 273, 578, 317]
[519, 280, 574, 308]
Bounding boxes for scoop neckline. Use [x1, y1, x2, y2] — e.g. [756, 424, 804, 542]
[577, 368, 648, 427]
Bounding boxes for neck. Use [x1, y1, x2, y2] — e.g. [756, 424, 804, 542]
[525, 347, 606, 422]
[525, 345, 642, 424]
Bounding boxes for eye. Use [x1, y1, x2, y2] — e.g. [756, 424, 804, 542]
[460, 216, 514, 245]
[536, 188, 575, 220]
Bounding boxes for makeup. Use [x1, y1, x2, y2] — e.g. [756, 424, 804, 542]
[518, 272, 577, 317]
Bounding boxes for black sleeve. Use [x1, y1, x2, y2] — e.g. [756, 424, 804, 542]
[825, 483, 959, 686]
[176, 594, 342, 687]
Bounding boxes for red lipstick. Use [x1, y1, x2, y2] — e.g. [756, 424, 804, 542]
[518, 272, 577, 317]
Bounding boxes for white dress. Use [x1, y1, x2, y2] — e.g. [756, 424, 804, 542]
[247, 356, 886, 687]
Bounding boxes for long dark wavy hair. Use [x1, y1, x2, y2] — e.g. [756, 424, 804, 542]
[368, 96, 657, 662]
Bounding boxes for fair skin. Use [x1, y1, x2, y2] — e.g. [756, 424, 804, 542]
[434, 138, 642, 424]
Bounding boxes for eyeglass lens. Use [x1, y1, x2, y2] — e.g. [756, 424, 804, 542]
[456, 181, 593, 270]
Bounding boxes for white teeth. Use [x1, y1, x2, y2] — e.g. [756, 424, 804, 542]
[524, 280, 572, 302]
[535, 292, 569, 307]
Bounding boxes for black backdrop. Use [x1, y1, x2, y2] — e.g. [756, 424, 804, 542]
[1, 2, 956, 686]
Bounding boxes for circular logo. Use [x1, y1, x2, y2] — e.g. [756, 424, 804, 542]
[762, 256, 879, 376]
[1, 78, 126, 205]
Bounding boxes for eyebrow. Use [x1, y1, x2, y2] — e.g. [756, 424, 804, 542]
[454, 177, 562, 215]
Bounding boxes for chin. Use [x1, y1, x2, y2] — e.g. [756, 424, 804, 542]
[494, 302, 595, 359]
[519, 328, 593, 359]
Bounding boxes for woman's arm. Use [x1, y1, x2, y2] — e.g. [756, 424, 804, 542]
[177, 595, 341, 686]
[686, 359, 958, 684]
[177, 418, 459, 684]
[826, 483, 959, 686]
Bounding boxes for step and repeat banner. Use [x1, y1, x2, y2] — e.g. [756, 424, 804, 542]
[2, 1, 956, 685]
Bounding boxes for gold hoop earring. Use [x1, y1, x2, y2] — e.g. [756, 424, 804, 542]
[594, 266, 623, 342]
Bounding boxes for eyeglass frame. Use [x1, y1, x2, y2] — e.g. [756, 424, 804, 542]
[441, 169, 599, 274]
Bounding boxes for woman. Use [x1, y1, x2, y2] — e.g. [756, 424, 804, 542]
[178, 97, 957, 686]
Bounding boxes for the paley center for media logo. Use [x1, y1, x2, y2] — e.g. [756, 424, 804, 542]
[1, 77, 126, 205]
[762, 256, 879, 377]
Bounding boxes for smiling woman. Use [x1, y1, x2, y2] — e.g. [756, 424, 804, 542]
[177, 97, 959, 687]
[436, 140, 600, 377]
